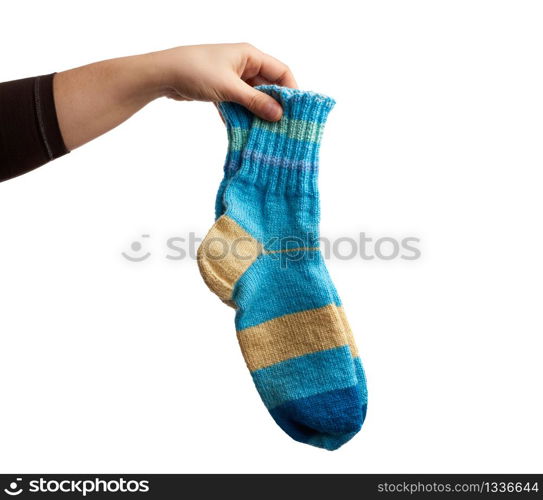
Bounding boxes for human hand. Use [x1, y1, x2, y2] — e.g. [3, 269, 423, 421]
[151, 43, 297, 121]
[54, 43, 297, 151]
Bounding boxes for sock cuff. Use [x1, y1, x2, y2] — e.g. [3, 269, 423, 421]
[218, 101, 251, 154]
[245, 85, 334, 168]
[238, 86, 335, 193]
[255, 85, 335, 121]
[217, 102, 251, 177]
[217, 101, 252, 130]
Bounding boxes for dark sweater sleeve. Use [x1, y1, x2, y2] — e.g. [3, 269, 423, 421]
[0, 73, 69, 183]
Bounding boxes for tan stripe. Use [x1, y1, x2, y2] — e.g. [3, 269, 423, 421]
[337, 306, 359, 358]
[197, 215, 262, 302]
[237, 304, 348, 371]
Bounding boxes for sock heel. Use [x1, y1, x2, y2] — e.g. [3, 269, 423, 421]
[197, 215, 262, 305]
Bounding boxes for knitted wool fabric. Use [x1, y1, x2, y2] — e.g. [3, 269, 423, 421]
[213, 102, 252, 220]
[199, 86, 368, 450]
[214, 93, 368, 414]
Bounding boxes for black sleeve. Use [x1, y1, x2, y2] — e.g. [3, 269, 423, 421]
[0, 73, 69, 183]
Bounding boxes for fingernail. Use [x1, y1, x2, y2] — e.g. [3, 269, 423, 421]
[265, 101, 282, 121]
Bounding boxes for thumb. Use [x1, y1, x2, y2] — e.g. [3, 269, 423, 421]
[229, 80, 283, 121]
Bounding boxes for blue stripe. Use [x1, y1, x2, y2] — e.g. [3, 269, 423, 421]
[217, 101, 252, 128]
[242, 128, 320, 161]
[307, 430, 361, 451]
[224, 150, 242, 175]
[233, 253, 335, 330]
[353, 357, 368, 405]
[214, 177, 229, 220]
[280, 104, 333, 122]
[254, 85, 335, 122]
[224, 182, 320, 252]
[224, 174, 319, 240]
[251, 346, 357, 409]
[270, 385, 365, 450]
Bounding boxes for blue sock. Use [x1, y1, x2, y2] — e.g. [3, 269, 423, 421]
[215, 88, 368, 432]
[199, 86, 368, 450]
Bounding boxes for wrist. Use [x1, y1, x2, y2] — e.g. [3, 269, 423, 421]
[126, 52, 171, 103]
[137, 49, 184, 100]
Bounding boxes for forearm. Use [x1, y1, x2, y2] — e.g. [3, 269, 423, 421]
[0, 43, 295, 184]
[54, 53, 165, 151]
[0, 53, 164, 183]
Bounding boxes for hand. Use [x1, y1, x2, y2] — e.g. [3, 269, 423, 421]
[152, 43, 298, 121]
[54, 43, 297, 150]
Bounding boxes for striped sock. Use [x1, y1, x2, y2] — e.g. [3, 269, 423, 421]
[214, 90, 368, 428]
[199, 86, 368, 450]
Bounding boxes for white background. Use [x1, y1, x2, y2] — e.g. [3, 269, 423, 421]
[1, 0, 542, 473]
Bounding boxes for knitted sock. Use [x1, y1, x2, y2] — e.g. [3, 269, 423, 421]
[199, 86, 367, 450]
[214, 95, 367, 410]
[213, 88, 368, 431]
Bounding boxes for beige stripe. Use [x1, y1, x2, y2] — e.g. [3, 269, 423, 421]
[237, 304, 348, 371]
[197, 215, 262, 302]
[337, 306, 359, 358]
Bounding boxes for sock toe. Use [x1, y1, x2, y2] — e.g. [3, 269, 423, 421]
[269, 386, 364, 450]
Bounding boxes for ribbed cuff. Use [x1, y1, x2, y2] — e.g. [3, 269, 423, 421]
[239, 86, 335, 193]
[217, 101, 252, 177]
[255, 85, 336, 122]
[217, 101, 252, 130]
[244, 86, 334, 169]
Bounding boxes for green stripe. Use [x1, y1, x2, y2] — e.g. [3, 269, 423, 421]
[255, 117, 324, 143]
[229, 128, 249, 151]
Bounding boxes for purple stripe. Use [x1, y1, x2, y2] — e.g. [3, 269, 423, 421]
[242, 150, 318, 170]
[224, 159, 240, 175]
